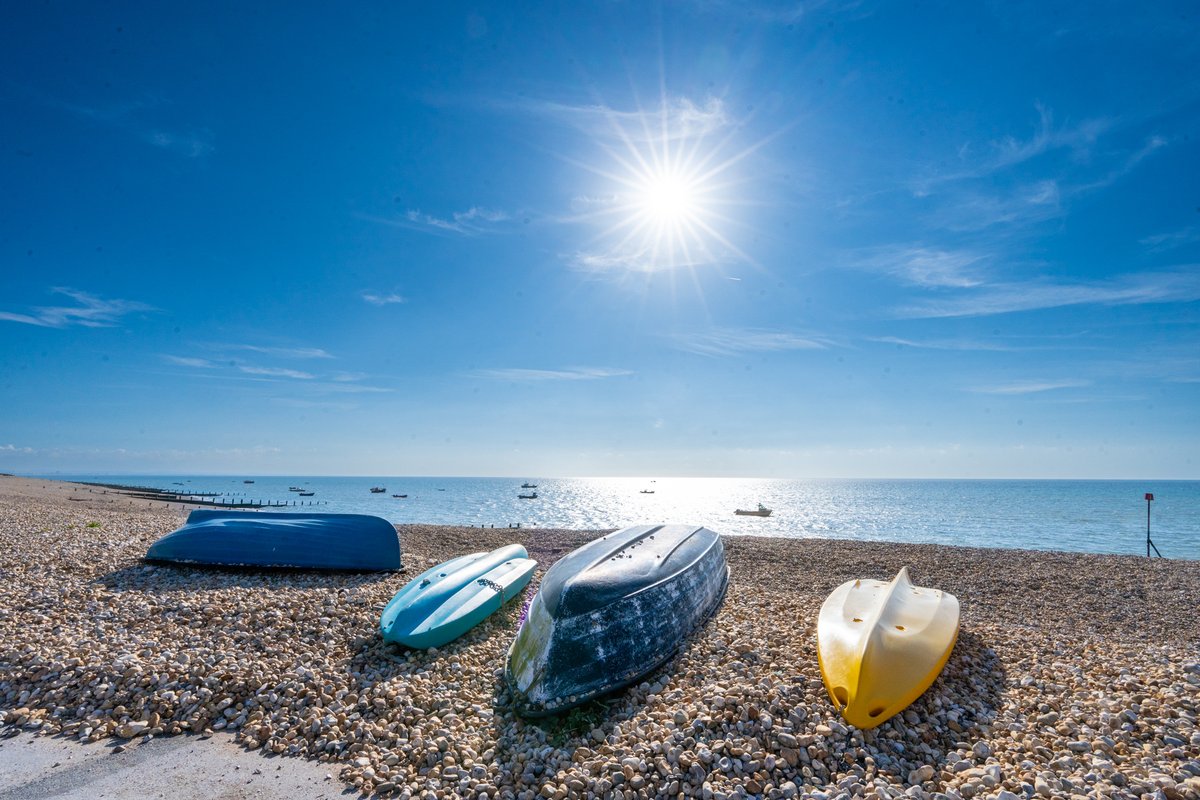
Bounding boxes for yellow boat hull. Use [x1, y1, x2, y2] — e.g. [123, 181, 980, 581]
[817, 566, 959, 729]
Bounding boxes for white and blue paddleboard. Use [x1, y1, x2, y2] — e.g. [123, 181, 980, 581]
[380, 544, 537, 649]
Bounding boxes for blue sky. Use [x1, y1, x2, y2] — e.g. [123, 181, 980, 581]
[1, 1, 1197, 478]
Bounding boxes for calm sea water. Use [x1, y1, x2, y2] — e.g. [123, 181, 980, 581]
[43, 475, 1199, 560]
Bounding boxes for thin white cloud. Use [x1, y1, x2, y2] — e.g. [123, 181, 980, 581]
[672, 328, 831, 357]
[470, 367, 633, 381]
[271, 397, 358, 410]
[162, 355, 216, 368]
[361, 292, 407, 306]
[330, 371, 368, 382]
[1141, 226, 1200, 253]
[915, 105, 1112, 192]
[1, 444, 35, 454]
[33, 92, 214, 158]
[224, 344, 334, 359]
[966, 380, 1090, 395]
[0, 288, 154, 328]
[685, 0, 867, 24]
[238, 365, 315, 380]
[869, 336, 1017, 352]
[142, 129, 214, 158]
[373, 206, 510, 236]
[897, 268, 1200, 319]
[853, 246, 988, 288]
[522, 96, 731, 142]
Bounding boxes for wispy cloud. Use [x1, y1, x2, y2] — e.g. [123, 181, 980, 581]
[684, 0, 868, 25]
[868, 336, 1018, 352]
[853, 246, 988, 288]
[567, 248, 698, 274]
[966, 379, 1090, 395]
[0, 444, 35, 454]
[32, 91, 214, 158]
[897, 267, 1200, 319]
[672, 328, 831, 357]
[912, 104, 1167, 232]
[308, 382, 393, 394]
[223, 344, 334, 359]
[361, 292, 407, 306]
[142, 129, 214, 158]
[0, 288, 154, 328]
[521, 96, 731, 142]
[370, 206, 510, 236]
[162, 355, 216, 368]
[238, 365, 315, 379]
[1140, 225, 1200, 253]
[915, 105, 1112, 192]
[469, 367, 633, 381]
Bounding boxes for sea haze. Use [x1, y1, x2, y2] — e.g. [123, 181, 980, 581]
[43, 476, 1200, 560]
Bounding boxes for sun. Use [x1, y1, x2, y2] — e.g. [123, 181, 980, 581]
[636, 170, 702, 227]
[567, 97, 755, 274]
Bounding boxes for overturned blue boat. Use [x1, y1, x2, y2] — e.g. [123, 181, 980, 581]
[505, 524, 728, 716]
[145, 510, 401, 571]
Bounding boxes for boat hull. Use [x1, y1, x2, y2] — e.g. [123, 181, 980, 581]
[817, 566, 959, 729]
[506, 524, 728, 716]
[380, 544, 537, 649]
[145, 510, 401, 571]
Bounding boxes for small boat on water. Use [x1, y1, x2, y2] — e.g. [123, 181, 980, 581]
[521, 482, 537, 489]
[370, 486, 386, 493]
[392, 494, 407, 498]
[735, 503, 772, 517]
[517, 492, 538, 499]
[640, 490, 655, 494]
[297, 492, 314, 497]
[381, 544, 537, 649]
[145, 510, 401, 571]
[817, 567, 959, 729]
[506, 524, 728, 716]
[243, 480, 255, 484]
[288, 487, 304, 492]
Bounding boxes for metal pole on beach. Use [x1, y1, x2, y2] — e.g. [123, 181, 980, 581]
[1144, 492, 1162, 558]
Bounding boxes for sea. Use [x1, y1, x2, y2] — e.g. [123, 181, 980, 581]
[40, 475, 1200, 560]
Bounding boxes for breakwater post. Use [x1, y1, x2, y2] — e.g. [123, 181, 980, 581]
[1145, 492, 1162, 558]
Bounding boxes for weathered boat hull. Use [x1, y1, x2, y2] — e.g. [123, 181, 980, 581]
[145, 510, 401, 571]
[380, 544, 537, 649]
[506, 524, 728, 716]
[817, 566, 959, 729]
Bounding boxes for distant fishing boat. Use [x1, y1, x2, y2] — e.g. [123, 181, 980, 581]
[243, 480, 255, 484]
[518, 492, 538, 499]
[392, 494, 407, 498]
[640, 490, 655, 494]
[288, 486, 304, 492]
[521, 482, 537, 489]
[370, 486, 386, 493]
[298, 492, 314, 496]
[735, 503, 772, 517]
[145, 510, 401, 571]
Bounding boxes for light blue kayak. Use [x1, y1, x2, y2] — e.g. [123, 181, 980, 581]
[380, 544, 537, 649]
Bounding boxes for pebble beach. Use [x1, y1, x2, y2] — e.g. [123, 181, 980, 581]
[1, 475, 1198, 800]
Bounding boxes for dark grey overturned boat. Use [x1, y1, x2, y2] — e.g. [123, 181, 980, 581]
[505, 524, 728, 716]
[145, 510, 401, 571]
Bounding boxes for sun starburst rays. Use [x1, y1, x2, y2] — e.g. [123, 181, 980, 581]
[566, 98, 755, 276]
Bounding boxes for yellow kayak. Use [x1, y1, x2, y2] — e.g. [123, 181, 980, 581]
[817, 566, 959, 729]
